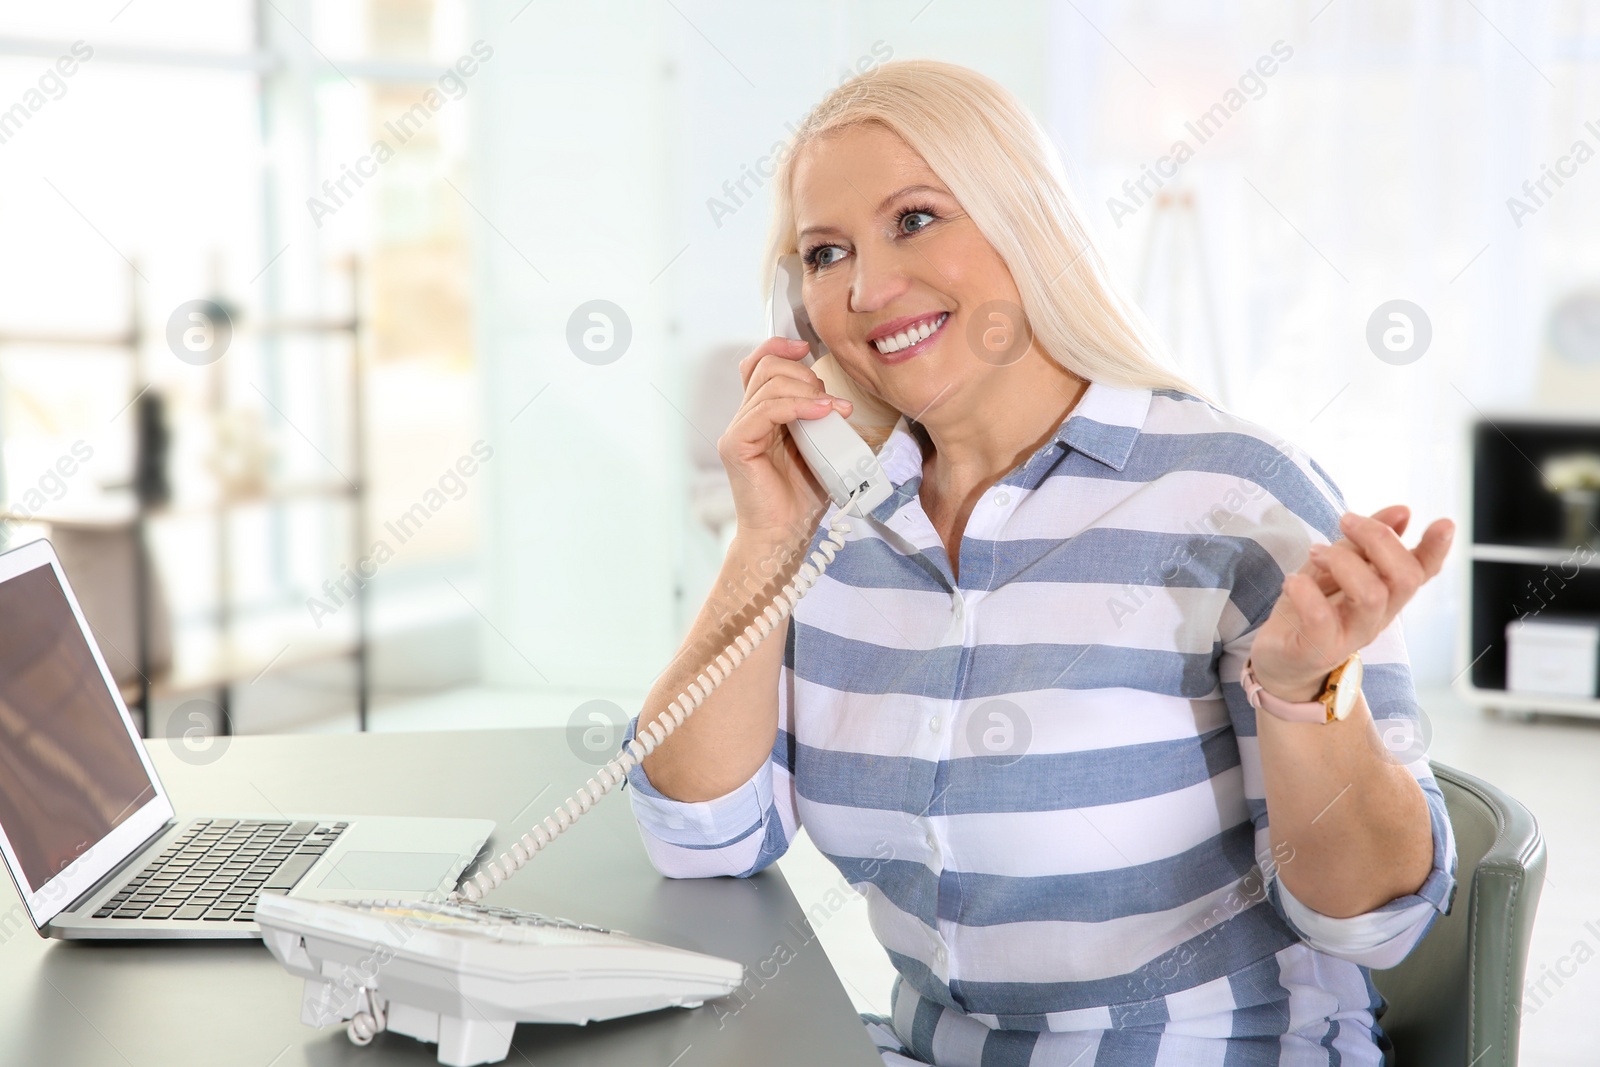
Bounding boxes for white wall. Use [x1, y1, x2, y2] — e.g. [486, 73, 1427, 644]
[469, 1, 1600, 697]
[469, 0, 1050, 698]
[467, 1, 681, 694]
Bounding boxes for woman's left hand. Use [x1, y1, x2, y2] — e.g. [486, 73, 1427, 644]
[1248, 505, 1455, 702]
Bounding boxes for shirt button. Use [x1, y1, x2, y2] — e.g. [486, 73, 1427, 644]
[928, 715, 941, 733]
[995, 490, 1010, 506]
[934, 946, 947, 964]
[925, 830, 937, 851]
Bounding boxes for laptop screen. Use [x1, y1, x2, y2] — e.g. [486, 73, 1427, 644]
[0, 563, 156, 892]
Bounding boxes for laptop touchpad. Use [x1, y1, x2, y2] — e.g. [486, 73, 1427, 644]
[317, 851, 457, 891]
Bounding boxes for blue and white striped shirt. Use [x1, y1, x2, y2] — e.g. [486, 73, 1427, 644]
[625, 382, 1456, 1066]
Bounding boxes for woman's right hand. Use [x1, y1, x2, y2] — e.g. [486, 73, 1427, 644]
[717, 337, 855, 545]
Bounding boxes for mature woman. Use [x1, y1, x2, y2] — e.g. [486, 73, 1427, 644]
[624, 60, 1456, 1066]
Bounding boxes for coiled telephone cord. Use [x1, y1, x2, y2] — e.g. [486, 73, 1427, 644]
[452, 507, 855, 904]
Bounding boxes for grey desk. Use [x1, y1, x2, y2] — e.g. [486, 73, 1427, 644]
[0, 728, 883, 1067]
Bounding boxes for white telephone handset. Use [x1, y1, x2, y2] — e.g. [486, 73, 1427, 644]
[765, 254, 894, 516]
[260, 257, 893, 1063]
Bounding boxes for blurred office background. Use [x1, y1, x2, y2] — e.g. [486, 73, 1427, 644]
[3, 2, 1600, 1061]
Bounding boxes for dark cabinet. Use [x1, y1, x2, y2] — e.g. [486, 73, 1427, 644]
[1459, 417, 1600, 715]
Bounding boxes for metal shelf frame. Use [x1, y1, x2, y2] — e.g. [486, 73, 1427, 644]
[0, 257, 372, 734]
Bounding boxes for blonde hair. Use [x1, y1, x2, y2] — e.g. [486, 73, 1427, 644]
[763, 59, 1203, 449]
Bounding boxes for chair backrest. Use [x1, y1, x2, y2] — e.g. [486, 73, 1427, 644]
[1370, 762, 1546, 1067]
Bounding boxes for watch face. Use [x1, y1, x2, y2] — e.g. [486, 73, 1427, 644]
[1332, 656, 1364, 720]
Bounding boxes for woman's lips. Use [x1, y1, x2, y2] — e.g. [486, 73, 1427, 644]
[868, 311, 949, 365]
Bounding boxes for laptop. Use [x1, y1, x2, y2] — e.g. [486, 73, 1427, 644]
[0, 538, 495, 940]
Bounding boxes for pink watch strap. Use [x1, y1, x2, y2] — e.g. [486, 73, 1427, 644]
[1240, 658, 1330, 724]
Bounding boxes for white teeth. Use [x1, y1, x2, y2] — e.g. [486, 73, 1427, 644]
[873, 313, 947, 355]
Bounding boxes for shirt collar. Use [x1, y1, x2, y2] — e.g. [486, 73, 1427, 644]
[866, 379, 1154, 523]
[1053, 379, 1153, 472]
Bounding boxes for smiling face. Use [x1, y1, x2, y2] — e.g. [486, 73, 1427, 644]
[790, 122, 1038, 427]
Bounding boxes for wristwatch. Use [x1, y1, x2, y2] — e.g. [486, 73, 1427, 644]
[1240, 652, 1364, 724]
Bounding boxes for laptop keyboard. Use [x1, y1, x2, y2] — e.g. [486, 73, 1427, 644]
[92, 819, 347, 923]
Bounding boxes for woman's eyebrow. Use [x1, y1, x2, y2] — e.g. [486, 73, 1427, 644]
[797, 183, 952, 242]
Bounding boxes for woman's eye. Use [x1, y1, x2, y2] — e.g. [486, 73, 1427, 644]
[811, 245, 847, 269]
[900, 210, 936, 235]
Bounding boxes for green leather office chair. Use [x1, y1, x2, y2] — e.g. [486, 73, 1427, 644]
[1371, 762, 1546, 1067]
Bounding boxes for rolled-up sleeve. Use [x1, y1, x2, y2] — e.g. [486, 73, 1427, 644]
[1218, 444, 1458, 970]
[623, 620, 802, 879]
[1269, 768, 1457, 969]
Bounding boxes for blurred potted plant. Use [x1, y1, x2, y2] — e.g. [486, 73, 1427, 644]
[1542, 451, 1600, 549]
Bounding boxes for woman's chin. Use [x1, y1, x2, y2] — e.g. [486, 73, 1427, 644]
[888, 379, 959, 425]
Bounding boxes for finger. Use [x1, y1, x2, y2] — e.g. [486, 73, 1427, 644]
[1297, 553, 1340, 597]
[1367, 504, 1410, 538]
[1311, 539, 1390, 636]
[1410, 517, 1456, 580]
[752, 394, 848, 429]
[1280, 572, 1341, 656]
[738, 338, 811, 390]
[1338, 512, 1424, 596]
[729, 391, 852, 454]
[739, 341, 812, 393]
[743, 351, 823, 398]
[741, 368, 828, 413]
[719, 394, 849, 462]
[1273, 580, 1303, 627]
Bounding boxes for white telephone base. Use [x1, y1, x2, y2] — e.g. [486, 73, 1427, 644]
[257, 894, 744, 1066]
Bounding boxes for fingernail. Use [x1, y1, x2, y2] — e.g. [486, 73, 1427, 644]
[835, 398, 853, 410]
[1339, 512, 1356, 529]
[1309, 544, 1327, 558]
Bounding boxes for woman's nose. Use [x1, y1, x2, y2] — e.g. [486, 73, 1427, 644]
[848, 248, 913, 314]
